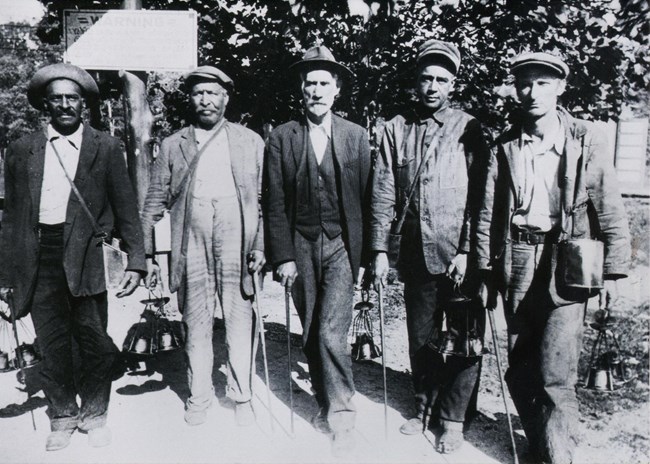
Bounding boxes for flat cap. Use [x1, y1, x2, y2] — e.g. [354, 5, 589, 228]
[417, 39, 461, 74]
[183, 65, 234, 92]
[510, 52, 569, 78]
[28, 63, 99, 110]
[289, 45, 353, 78]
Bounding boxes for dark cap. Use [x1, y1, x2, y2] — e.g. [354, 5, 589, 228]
[510, 52, 569, 79]
[289, 45, 353, 78]
[183, 65, 234, 92]
[27, 63, 99, 110]
[416, 39, 461, 75]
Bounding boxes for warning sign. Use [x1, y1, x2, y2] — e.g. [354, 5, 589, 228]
[63, 9, 197, 72]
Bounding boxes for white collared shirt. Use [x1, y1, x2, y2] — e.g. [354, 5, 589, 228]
[512, 119, 565, 232]
[307, 112, 332, 165]
[39, 124, 83, 224]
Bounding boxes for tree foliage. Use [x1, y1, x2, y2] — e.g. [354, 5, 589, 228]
[22, 0, 650, 141]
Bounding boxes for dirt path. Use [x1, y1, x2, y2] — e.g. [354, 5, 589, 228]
[0, 274, 647, 463]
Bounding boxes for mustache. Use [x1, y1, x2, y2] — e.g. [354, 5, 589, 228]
[55, 109, 78, 116]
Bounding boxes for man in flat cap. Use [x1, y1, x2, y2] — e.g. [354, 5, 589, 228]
[370, 38, 489, 453]
[0, 63, 145, 450]
[264, 45, 371, 457]
[475, 51, 630, 463]
[141, 65, 265, 427]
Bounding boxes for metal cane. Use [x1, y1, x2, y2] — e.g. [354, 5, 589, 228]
[487, 304, 519, 464]
[7, 291, 37, 431]
[377, 284, 388, 439]
[285, 290, 295, 434]
[252, 273, 274, 432]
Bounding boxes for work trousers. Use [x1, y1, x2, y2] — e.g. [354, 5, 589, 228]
[292, 231, 356, 433]
[30, 223, 119, 432]
[401, 241, 482, 424]
[505, 241, 586, 464]
[182, 196, 257, 412]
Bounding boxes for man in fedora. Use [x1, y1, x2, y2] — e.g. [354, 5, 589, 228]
[370, 39, 489, 453]
[475, 52, 630, 463]
[0, 63, 145, 450]
[264, 45, 371, 456]
[141, 66, 265, 427]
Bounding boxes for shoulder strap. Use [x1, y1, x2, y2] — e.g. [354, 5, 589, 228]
[49, 139, 105, 239]
[392, 131, 442, 234]
[168, 121, 226, 208]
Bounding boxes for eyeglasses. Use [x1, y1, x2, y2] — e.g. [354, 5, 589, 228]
[46, 94, 82, 104]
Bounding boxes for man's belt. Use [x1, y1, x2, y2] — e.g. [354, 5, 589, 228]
[511, 228, 556, 245]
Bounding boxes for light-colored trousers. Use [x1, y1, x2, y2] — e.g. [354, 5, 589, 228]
[181, 195, 257, 412]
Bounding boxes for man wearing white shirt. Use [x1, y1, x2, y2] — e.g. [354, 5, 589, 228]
[264, 46, 372, 458]
[475, 52, 631, 463]
[0, 63, 145, 451]
[141, 66, 265, 428]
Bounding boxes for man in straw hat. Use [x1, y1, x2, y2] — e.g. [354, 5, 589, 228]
[370, 39, 489, 453]
[475, 51, 630, 463]
[141, 65, 265, 427]
[264, 45, 371, 457]
[0, 63, 145, 450]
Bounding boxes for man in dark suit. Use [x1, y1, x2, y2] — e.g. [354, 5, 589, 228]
[0, 63, 145, 451]
[264, 46, 371, 457]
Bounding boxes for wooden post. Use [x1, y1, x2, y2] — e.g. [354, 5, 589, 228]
[120, 0, 153, 210]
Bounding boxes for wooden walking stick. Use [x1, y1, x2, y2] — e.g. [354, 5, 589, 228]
[487, 305, 519, 464]
[377, 284, 388, 439]
[285, 290, 295, 435]
[7, 291, 36, 431]
[252, 272, 274, 432]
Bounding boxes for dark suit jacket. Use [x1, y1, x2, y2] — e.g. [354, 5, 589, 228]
[0, 126, 146, 315]
[140, 122, 265, 297]
[264, 114, 372, 280]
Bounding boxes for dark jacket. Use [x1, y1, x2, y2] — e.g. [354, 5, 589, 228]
[0, 126, 146, 315]
[370, 107, 489, 274]
[264, 114, 372, 280]
[475, 108, 630, 299]
[140, 122, 265, 297]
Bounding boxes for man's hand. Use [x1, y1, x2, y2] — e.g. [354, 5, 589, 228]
[275, 261, 298, 290]
[0, 287, 11, 304]
[116, 271, 142, 298]
[144, 258, 162, 290]
[0, 288, 11, 321]
[446, 253, 468, 283]
[599, 279, 620, 312]
[247, 250, 266, 274]
[372, 252, 389, 290]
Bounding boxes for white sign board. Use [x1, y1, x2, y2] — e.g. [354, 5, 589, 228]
[64, 9, 197, 72]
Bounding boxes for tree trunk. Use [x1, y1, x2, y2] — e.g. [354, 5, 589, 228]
[121, 0, 152, 210]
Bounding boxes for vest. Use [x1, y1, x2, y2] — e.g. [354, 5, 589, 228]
[295, 135, 342, 241]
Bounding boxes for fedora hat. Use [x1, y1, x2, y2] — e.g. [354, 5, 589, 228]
[183, 65, 234, 92]
[289, 45, 353, 78]
[28, 63, 99, 110]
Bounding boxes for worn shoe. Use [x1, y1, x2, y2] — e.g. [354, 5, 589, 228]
[311, 409, 332, 434]
[331, 429, 355, 458]
[437, 420, 464, 454]
[235, 401, 255, 427]
[399, 417, 425, 435]
[184, 408, 207, 426]
[88, 426, 112, 448]
[45, 429, 75, 451]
